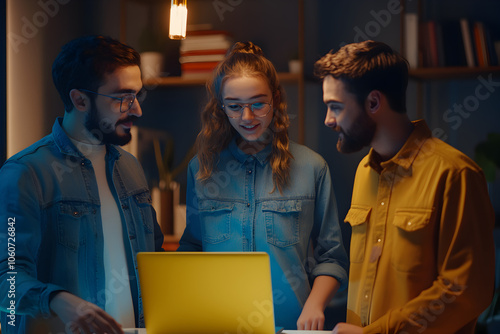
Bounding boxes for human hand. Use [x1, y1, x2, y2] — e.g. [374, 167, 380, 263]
[296, 302, 325, 330]
[332, 322, 363, 334]
[49, 291, 124, 334]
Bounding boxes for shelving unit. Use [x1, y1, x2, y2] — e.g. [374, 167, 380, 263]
[409, 66, 500, 81]
[400, 0, 500, 118]
[401, 0, 500, 81]
[120, 0, 306, 143]
[142, 72, 302, 87]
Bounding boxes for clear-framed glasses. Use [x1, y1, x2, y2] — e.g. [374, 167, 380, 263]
[79, 88, 146, 113]
[221, 101, 273, 119]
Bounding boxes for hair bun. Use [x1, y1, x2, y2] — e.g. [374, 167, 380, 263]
[228, 41, 264, 56]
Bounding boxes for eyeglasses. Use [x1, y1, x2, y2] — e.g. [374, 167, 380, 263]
[79, 88, 146, 113]
[221, 101, 273, 119]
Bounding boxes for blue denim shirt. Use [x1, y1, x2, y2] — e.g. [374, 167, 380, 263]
[0, 118, 163, 333]
[179, 139, 348, 329]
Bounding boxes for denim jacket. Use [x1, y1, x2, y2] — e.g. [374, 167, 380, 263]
[0, 118, 163, 333]
[179, 139, 348, 329]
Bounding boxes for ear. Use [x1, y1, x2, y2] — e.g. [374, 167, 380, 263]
[69, 89, 90, 112]
[365, 90, 382, 114]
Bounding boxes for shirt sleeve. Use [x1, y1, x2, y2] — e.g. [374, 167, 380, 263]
[0, 162, 67, 319]
[177, 160, 203, 251]
[309, 161, 349, 291]
[364, 167, 495, 334]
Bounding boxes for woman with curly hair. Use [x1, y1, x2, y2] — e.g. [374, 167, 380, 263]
[178, 41, 348, 330]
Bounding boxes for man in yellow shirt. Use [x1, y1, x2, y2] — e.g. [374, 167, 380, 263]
[315, 40, 495, 333]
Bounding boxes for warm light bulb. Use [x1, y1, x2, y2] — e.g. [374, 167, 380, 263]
[169, 0, 187, 40]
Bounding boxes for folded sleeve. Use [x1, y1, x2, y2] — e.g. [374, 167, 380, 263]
[310, 162, 349, 291]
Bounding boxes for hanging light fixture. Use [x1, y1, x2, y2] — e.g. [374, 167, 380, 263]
[169, 0, 187, 40]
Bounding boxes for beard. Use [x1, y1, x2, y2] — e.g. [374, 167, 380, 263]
[337, 111, 376, 154]
[85, 104, 137, 146]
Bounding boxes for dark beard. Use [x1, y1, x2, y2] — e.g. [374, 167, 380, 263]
[337, 111, 376, 154]
[85, 104, 136, 146]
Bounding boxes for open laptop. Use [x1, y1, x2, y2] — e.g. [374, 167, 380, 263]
[137, 252, 283, 334]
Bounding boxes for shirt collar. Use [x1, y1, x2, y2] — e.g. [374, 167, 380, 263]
[228, 137, 272, 166]
[52, 117, 121, 160]
[366, 119, 432, 173]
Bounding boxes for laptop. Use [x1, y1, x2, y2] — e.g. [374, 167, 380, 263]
[137, 252, 283, 334]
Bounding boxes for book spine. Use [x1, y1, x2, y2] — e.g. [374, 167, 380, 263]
[404, 13, 419, 69]
[474, 22, 488, 67]
[460, 19, 475, 67]
[427, 21, 440, 67]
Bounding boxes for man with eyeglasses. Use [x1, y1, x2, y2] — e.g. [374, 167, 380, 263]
[0, 35, 163, 334]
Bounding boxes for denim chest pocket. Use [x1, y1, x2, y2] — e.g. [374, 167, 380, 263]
[263, 200, 301, 248]
[131, 191, 154, 234]
[199, 200, 234, 244]
[391, 207, 435, 272]
[57, 202, 92, 251]
[344, 205, 371, 263]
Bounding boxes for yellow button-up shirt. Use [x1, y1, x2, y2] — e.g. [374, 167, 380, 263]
[345, 120, 495, 334]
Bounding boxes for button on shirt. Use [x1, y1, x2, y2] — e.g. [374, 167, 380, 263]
[344, 120, 495, 333]
[179, 139, 348, 329]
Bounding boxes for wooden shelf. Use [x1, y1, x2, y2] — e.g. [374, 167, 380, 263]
[142, 72, 302, 87]
[124, 0, 306, 143]
[409, 66, 500, 80]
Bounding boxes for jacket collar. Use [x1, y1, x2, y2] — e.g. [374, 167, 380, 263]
[52, 117, 121, 160]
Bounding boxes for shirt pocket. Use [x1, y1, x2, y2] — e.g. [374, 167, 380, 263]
[391, 207, 434, 272]
[262, 200, 301, 248]
[199, 200, 234, 244]
[344, 205, 371, 263]
[57, 202, 91, 252]
[131, 191, 154, 234]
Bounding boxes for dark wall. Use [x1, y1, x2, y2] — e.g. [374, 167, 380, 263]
[1, 0, 6, 164]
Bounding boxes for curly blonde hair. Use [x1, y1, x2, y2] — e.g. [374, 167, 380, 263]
[196, 41, 293, 193]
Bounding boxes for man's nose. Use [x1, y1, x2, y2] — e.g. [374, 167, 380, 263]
[128, 100, 142, 118]
[324, 111, 336, 128]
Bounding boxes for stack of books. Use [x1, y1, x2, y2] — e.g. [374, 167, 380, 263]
[180, 30, 233, 79]
[404, 13, 499, 68]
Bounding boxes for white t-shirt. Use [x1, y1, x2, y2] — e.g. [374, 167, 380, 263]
[71, 139, 135, 327]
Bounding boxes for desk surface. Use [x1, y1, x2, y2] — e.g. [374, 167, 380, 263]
[124, 330, 332, 334]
